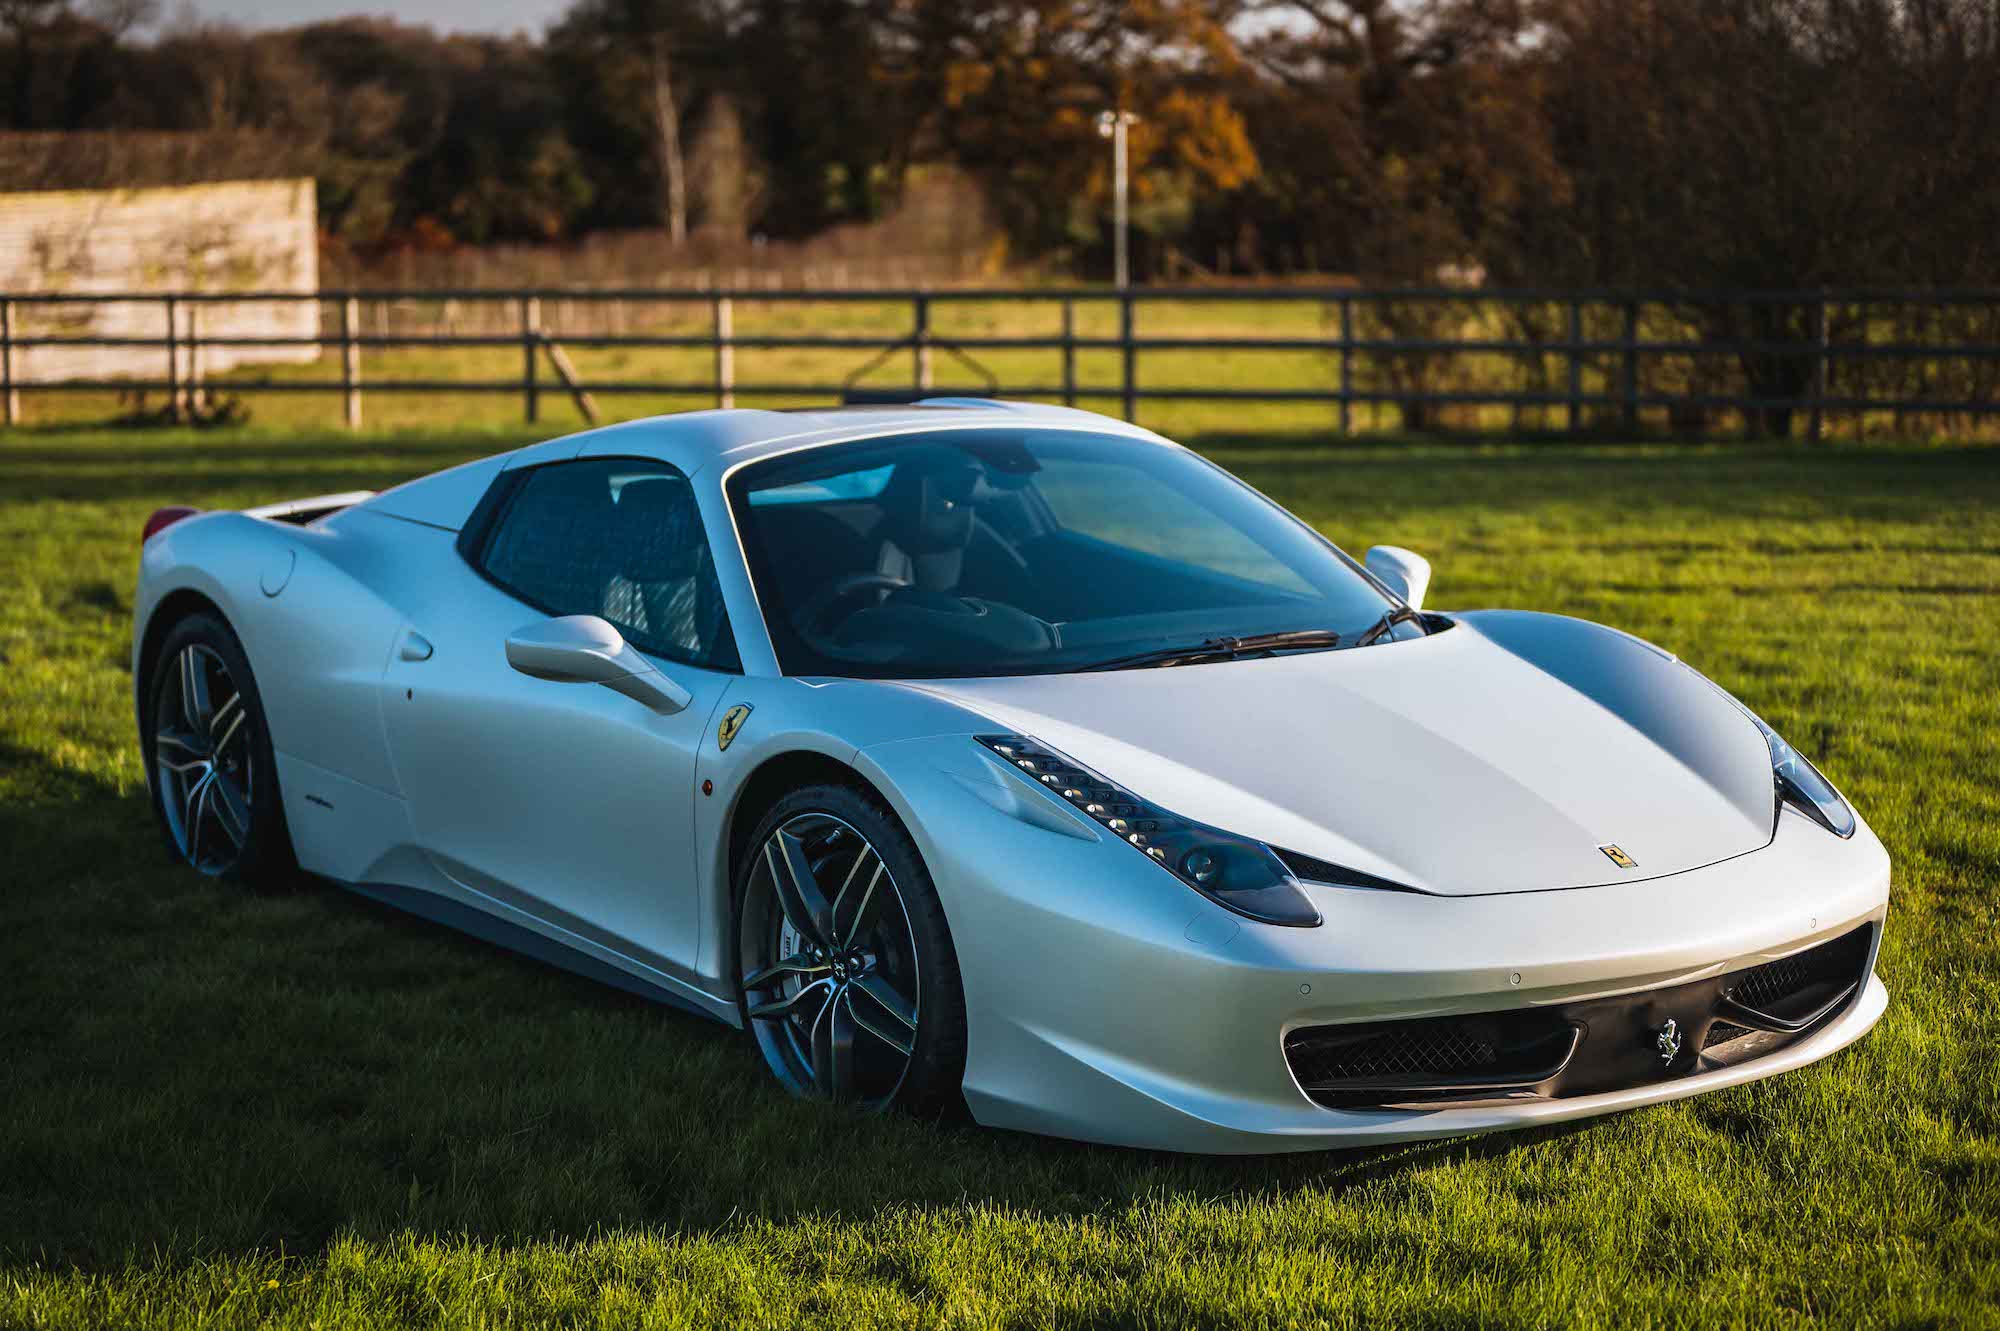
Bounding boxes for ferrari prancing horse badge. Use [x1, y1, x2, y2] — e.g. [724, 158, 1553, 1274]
[717, 703, 752, 751]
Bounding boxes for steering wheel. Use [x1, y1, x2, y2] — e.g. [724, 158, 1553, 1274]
[794, 572, 914, 638]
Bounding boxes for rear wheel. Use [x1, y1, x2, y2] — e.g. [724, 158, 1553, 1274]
[735, 783, 966, 1115]
[144, 612, 296, 888]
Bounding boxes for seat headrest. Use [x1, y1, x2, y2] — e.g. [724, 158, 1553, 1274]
[611, 477, 704, 581]
[876, 461, 977, 556]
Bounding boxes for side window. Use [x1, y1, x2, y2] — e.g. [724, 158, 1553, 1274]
[475, 458, 738, 671]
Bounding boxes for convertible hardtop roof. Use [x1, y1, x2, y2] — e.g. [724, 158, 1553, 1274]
[506, 398, 1165, 476]
[359, 400, 1167, 532]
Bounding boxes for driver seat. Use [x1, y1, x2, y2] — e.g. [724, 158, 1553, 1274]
[601, 476, 726, 660]
[871, 461, 978, 595]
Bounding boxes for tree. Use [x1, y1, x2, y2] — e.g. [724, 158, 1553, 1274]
[687, 91, 758, 238]
[1512, 0, 2000, 432]
[908, 0, 1259, 273]
[1221, 0, 1558, 423]
[547, 0, 731, 240]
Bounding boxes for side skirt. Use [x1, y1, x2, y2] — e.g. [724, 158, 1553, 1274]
[341, 879, 735, 1025]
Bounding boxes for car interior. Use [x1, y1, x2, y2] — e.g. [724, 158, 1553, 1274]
[738, 437, 1338, 672]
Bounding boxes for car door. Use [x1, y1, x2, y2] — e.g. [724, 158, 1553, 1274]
[382, 456, 739, 981]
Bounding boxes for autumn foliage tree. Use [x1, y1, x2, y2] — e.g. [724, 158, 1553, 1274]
[4, 0, 1998, 310]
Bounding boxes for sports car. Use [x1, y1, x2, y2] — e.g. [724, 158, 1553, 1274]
[132, 400, 1889, 1152]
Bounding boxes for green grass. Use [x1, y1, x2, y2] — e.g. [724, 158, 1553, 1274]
[2, 425, 1998, 1328]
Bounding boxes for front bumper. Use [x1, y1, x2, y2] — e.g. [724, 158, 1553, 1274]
[859, 735, 1892, 1154]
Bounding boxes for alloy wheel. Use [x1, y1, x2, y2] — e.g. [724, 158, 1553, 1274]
[741, 812, 921, 1106]
[153, 643, 256, 875]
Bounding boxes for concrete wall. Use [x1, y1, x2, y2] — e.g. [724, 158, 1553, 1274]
[0, 178, 319, 384]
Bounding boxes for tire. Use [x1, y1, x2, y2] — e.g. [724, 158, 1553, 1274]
[142, 611, 297, 890]
[733, 781, 967, 1116]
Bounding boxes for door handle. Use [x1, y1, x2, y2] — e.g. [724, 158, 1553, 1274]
[399, 630, 434, 662]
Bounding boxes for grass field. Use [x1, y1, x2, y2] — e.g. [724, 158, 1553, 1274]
[2, 424, 1997, 1328]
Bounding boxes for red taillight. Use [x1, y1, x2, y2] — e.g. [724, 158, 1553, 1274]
[142, 506, 201, 545]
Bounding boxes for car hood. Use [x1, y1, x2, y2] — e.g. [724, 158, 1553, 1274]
[897, 611, 1777, 896]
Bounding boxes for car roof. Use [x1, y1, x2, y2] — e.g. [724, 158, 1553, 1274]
[502, 399, 1170, 479]
[358, 400, 1172, 532]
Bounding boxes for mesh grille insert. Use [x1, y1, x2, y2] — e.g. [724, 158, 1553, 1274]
[1726, 928, 1873, 1021]
[1703, 1021, 1753, 1049]
[1286, 1025, 1499, 1086]
[1283, 1009, 1576, 1108]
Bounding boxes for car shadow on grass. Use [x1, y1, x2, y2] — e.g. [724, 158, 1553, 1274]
[0, 737, 1597, 1274]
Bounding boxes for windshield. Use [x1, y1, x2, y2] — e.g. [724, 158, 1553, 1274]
[727, 427, 1402, 679]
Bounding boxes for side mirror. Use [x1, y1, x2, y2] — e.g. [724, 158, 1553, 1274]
[1364, 545, 1432, 612]
[505, 615, 692, 715]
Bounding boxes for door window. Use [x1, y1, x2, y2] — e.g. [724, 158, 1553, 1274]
[473, 458, 738, 670]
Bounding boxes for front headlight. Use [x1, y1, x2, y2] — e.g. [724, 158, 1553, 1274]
[1681, 662, 1858, 840]
[1752, 717, 1856, 838]
[975, 734, 1322, 927]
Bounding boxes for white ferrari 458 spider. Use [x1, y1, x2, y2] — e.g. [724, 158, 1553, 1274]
[132, 400, 1888, 1152]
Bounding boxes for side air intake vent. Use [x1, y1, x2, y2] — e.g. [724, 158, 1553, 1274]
[1718, 926, 1872, 1033]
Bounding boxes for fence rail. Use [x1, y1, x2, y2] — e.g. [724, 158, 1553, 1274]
[3, 285, 1997, 437]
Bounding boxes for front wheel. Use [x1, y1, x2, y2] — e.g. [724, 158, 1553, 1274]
[735, 784, 966, 1115]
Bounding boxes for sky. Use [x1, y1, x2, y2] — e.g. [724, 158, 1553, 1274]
[153, 0, 567, 36]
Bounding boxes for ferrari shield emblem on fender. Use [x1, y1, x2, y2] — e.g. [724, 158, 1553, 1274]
[717, 703, 752, 752]
[1599, 843, 1638, 869]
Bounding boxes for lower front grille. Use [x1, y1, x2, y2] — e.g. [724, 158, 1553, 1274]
[1284, 1009, 1581, 1110]
[1724, 927, 1872, 1028]
[1287, 923, 1875, 1110]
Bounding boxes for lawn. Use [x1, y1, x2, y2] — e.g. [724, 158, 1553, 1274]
[1, 424, 1996, 1328]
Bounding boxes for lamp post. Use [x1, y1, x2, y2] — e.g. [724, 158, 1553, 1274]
[1097, 109, 1139, 288]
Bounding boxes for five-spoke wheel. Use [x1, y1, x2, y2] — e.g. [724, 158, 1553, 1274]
[741, 812, 921, 1104]
[737, 786, 964, 1113]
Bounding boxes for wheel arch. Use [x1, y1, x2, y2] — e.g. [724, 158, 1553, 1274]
[724, 749, 883, 898]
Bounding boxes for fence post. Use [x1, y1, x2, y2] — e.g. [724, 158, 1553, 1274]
[1566, 299, 1583, 435]
[0, 299, 16, 429]
[1338, 295, 1354, 437]
[913, 294, 933, 393]
[521, 295, 541, 424]
[187, 303, 203, 412]
[1808, 291, 1828, 445]
[1119, 292, 1136, 422]
[1621, 299, 1640, 434]
[164, 296, 181, 419]
[340, 295, 362, 430]
[1060, 298, 1076, 407]
[714, 295, 734, 409]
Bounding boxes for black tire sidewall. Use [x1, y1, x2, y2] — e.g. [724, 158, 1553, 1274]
[732, 781, 968, 1117]
[143, 612, 296, 890]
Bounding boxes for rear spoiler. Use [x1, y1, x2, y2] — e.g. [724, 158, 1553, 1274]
[242, 491, 377, 525]
[143, 490, 376, 546]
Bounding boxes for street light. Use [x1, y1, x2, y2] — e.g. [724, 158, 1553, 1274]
[1097, 109, 1140, 288]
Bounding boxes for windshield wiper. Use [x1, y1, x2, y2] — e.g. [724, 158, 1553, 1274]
[1079, 628, 1344, 672]
[1350, 605, 1426, 648]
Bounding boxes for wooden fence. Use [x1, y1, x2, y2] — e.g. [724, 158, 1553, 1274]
[2, 286, 1997, 438]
